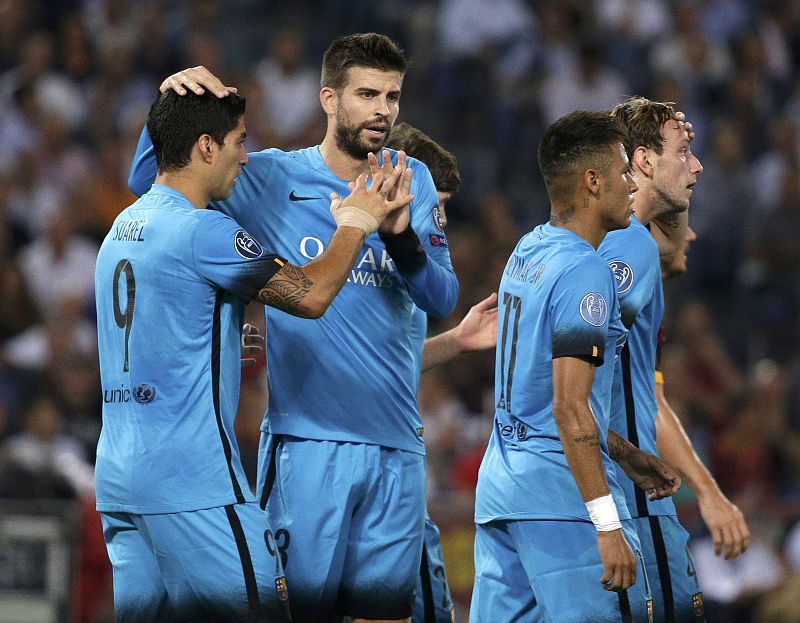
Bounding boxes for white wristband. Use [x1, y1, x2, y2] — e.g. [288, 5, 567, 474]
[331, 205, 379, 235]
[585, 494, 622, 532]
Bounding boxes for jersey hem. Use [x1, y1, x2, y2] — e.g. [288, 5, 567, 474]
[625, 508, 678, 518]
[265, 425, 426, 455]
[475, 504, 633, 524]
[553, 349, 604, 366]
[96, 492, 254, 514]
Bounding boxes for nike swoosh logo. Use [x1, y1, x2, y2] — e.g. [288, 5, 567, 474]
[289, 191, 320, 201]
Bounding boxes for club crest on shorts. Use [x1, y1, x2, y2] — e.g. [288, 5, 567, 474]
[579, 293, 607, 327]
[608, 260, 634, 294]
[647, 598, 654, 623]
[234, 230, 264, 259]
[275, 576, 289, 602]
[692, 592, 704, 618]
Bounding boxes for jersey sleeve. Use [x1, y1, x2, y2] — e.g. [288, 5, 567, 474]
[191, 211, 286, 302]
[549, 258, 616, 366]
[129, 126, 157, 197]
[388, 159, 459, 318]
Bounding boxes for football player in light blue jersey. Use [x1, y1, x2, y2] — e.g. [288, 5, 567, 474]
[600, 97, 748, 623]
[471, 111, 681, 623]
[96, 89, 412, 623]
[128, 34, 458, 623]
[389, 122, 498, 623]
[653, 207, 747, 568]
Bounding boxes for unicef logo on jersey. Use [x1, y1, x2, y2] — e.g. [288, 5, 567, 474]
[133, 383, 156, 404]
[234, 230, 264, 259]
[609, 260, 634, 294]
[579, 293, 608, 327]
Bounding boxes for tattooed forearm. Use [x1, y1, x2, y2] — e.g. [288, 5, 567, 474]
[258, 264, 315, 316]
[607, 429, 632, 461]
[574, 433, 600, 447]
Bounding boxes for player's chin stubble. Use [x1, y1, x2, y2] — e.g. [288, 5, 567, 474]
[334, 121, 386, 160]
[652, 185, 689, 222]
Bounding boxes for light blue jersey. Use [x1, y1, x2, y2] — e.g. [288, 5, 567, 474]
[130, 134, 458, 455]
[95, 185, 284, 514]
[475, 223, 629, 524]
[410, 305, 427, 384]
[600, 217, 674, 518]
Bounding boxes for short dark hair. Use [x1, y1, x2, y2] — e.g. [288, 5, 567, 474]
[388, 122, 461, 194]
[538, 110, 627, 201]
[321, 33, 406, 90]
[146, 90, 246, 173]
[611, 96, 676, 156]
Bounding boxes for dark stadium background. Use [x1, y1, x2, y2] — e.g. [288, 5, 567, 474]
[1, 1, 799, 621]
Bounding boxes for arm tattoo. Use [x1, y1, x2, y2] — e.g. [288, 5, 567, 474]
[258, 264, 315, 315]
[574, 433, 600, 447]
[607, 429, 632, 461]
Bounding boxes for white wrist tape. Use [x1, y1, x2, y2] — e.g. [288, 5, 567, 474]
[331, 205, 379, 235]
[585, 494, 622, 532]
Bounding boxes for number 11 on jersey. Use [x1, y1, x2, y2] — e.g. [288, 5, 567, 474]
[496, 292, 522, 412]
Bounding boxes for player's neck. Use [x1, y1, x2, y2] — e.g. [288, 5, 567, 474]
[551, 207, 606, 249]
[562, 221, 608, 249]
[319, 135, 372, 181]
[630, 184, 658, 225]
[155, 172, 210, 210]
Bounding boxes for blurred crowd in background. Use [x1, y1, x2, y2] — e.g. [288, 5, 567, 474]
[1, 0, 800, 621]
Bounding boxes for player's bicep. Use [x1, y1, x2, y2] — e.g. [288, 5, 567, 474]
[553, 356, 596, 405]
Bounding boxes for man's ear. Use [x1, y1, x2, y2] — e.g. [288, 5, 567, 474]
[583, 168, 601, 196]
[320, 87, 337, 116]
[632, 145, 654, 178]
[198, 134, 214, 164]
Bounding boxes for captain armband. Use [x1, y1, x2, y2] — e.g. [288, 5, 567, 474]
[655, 370, 664, 386]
